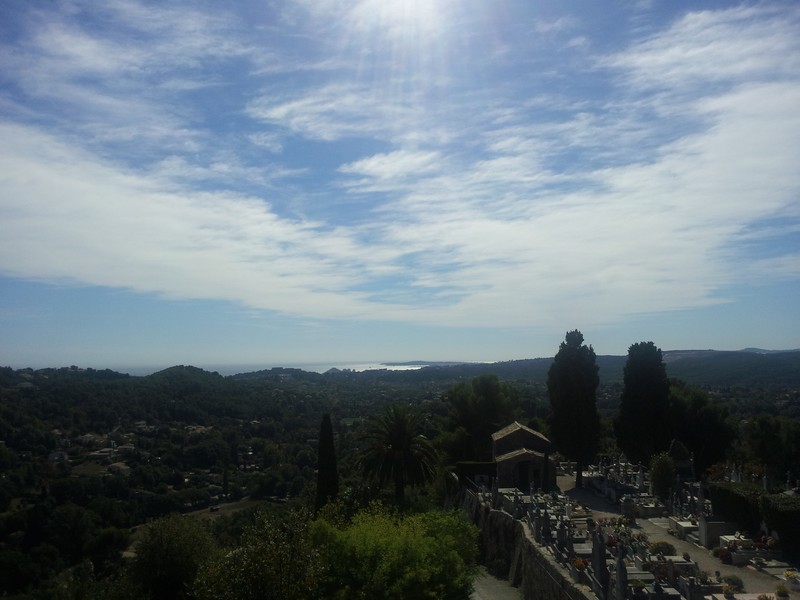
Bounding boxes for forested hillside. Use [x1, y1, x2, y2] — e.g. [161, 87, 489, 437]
[0, 349, 798, 598]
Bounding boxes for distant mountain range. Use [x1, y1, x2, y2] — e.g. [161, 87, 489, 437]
[333, 349, 800, 388]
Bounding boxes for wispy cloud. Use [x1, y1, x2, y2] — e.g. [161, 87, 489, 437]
[1, 1, 798, 336]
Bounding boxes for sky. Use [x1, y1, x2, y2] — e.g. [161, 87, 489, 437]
[1, 1, 799, 372]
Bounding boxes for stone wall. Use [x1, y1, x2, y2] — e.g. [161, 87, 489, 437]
[462, 490, 597, 600]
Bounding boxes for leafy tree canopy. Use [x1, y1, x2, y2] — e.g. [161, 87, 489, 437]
[445, 374, 519, 462]
[131, 514, 214, 600]
[311, 505, 478, 600]
[649, 452, 676, 502]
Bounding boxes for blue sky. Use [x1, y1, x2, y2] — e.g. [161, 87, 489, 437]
[1, 0, 799, 372]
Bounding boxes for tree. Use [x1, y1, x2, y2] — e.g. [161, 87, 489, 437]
[357, 405, 438, 505]
[445, 374, 519, 462]
[195, 509, 322, 600]
[315, 413, 339, 512]
[614, 342, 671, 465]
[546, 330, 600, 488]
[668, 379, 734, 475]
[131, 514, 214, 600]
[311, 507, 477, 599]
[650, 452, 676, 502]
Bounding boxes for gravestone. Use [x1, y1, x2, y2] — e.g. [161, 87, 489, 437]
[615, 549, 628, 600]
[541, 507, 552, 544]
[592, 529, 608, 589]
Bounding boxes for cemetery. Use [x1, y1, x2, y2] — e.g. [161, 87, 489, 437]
[460, 428, 800, 600]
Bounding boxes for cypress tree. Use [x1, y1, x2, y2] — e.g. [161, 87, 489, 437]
[546, 330, 600, 488]
[315, 413, 339, 512]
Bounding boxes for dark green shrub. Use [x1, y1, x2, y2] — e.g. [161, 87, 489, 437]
[723, 575, 744, 592]
[708, 482, 763, 533]
[760, 494, 800, 558]
[648, 540, 676, 556]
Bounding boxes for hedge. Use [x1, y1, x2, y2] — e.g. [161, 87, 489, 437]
[760, 494, 800, 558]
[707, 482, 763, 533]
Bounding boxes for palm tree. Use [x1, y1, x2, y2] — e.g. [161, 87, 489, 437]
[358, 404, 438, 505]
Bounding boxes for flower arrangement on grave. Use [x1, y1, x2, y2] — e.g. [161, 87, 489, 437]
[683, 552, 691, 561]
[784, 570, 798, 581]
[722, 583, 735, 598]
[775, 583, 789, 598]
[572, 557, 588, 571]
[606, 533, 617, 547]
[718, 547, 732, 564]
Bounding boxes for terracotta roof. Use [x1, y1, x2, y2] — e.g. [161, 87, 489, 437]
[491, 421, 551, 444]
[495, 448, 546, 462]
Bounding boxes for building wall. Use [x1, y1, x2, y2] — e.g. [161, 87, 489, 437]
[462, 490, 595, 600]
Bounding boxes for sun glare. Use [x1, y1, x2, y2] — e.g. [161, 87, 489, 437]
[352, 0, 444, 39]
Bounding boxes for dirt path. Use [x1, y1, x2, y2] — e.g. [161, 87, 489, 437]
[558, 476, 798, 599]
[471, 567, 524, 600]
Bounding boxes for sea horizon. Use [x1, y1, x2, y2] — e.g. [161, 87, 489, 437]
[117, 361, 449, 377]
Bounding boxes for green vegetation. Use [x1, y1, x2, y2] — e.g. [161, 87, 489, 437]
[195, 509, 322, 600]
[443, 374, 519, 462]
[132, 514, 214, 600]
[648, 540, 677, 557]
[708, 481, 764, 533]
[311, 506, 477, 599]
[0, 346, 798, 596]
[649, 453, 676, 502]
[358, 405, 438, 505]
[315, 413, 339, 512]
[615, 342, 671, 465]
[547, 330, 600, 488]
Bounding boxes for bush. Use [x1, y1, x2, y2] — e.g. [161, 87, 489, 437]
[708, 482, 763, 533]
[132, 514, 214, 600]
[195, 509, 322, 600]
[310, 506, 478, 600]
[648, 541, 676, 556]
[649, 453, 675, 502]
[723, 575, 744, 592]
[760, 494, 800, 558]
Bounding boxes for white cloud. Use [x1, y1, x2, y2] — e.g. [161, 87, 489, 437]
[0, 2, 798, 336]
[247, 132, 284, 154]
[0, 123, 398, 320]
[603, 5, 800, 89]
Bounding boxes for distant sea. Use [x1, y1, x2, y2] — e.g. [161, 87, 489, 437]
[121, 362, 433, 377]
